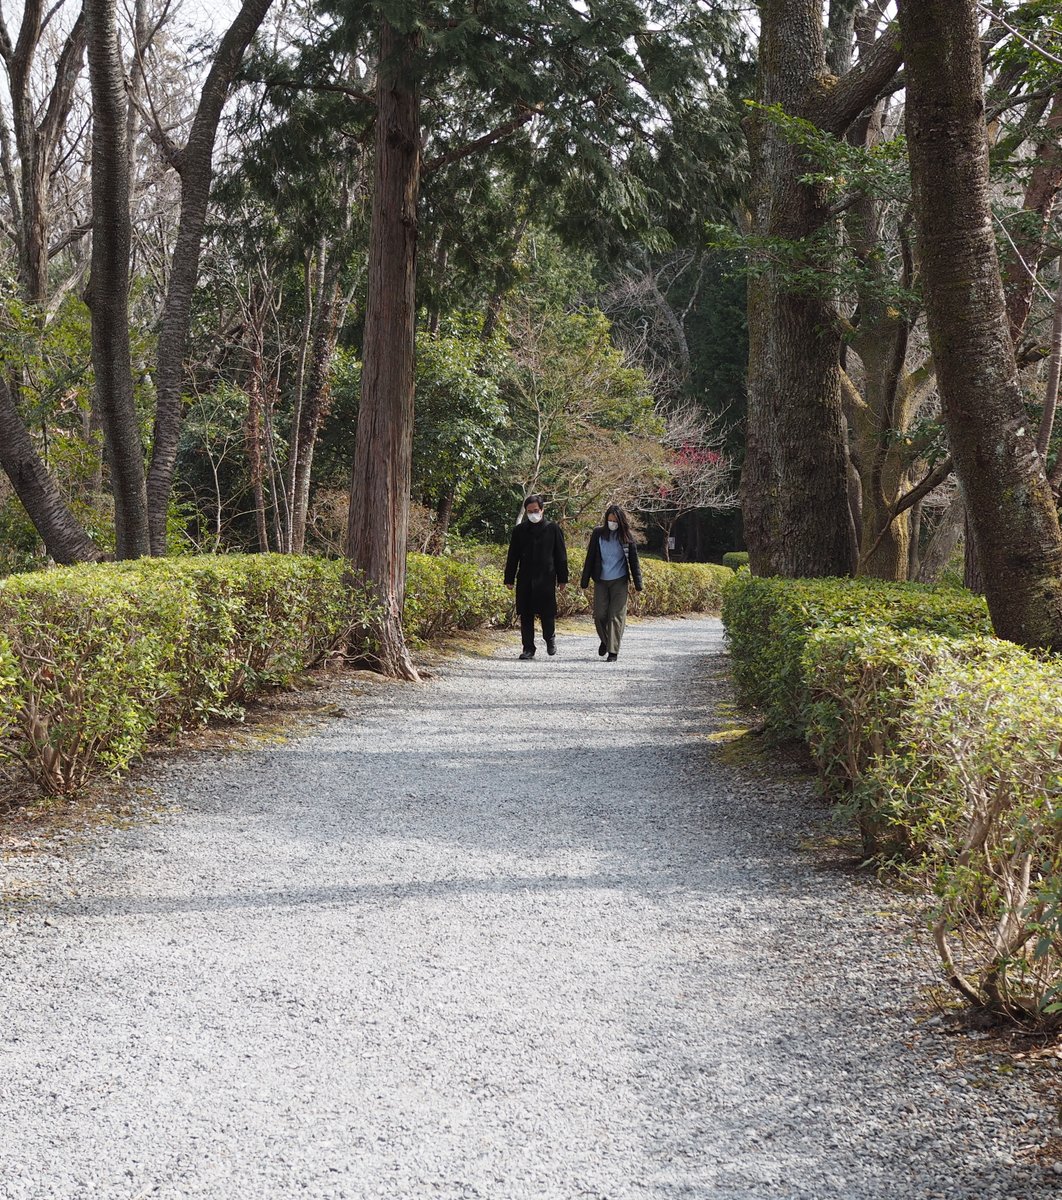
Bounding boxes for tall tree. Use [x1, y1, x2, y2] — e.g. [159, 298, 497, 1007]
[333, 0, 742, 674]
[0, 1, 87, 306]
[742, 1, 900, 578]
[0, 0, 102, 562]
[144, 0, 275, 554]
[345, 17, 421, 679]
[85, 0, 149, 558]
[900, 0, 1062, 648]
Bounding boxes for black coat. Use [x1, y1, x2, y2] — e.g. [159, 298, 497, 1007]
[580, 528, 643, 591]
[504, 520, 569, 590]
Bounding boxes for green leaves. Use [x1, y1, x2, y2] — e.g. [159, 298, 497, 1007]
[413, 326, 509, 507]
[721, 573, 990, 738]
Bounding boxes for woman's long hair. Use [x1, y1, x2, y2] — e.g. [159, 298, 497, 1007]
[602, 504, 634, 544]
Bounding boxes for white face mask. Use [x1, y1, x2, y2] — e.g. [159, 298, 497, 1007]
[527, 511, 543, 523]
[607, 520, 619, 531]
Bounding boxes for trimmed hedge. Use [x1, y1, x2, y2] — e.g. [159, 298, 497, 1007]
[870, 650, 1062, 1020]
[0, 550, 728, 798]
[722, 551, 749, 570]
[403, 554, 511, 642]
[0, 556, 357, 794]
[722, 573, 1062, 1023]
[557, 553, 731, 619]
[721, 574, 990, 738]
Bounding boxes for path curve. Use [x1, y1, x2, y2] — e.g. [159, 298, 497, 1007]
[1, 617, 1058, 1199]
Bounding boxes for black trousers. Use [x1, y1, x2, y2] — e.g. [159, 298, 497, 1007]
[516, 583, 556, 653]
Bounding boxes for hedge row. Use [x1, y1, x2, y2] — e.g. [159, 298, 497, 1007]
[560, 554, 732, 620]
[722, 573, 1062, 1024]
[721, 575, 990, 738]
[0, 551, 729, 799]
[0, 555, 357, 795]
[721, 551, 749, 570]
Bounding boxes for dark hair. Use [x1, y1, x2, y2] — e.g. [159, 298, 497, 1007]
[603, 504, 633, 544]
[523, 494, 545, 510]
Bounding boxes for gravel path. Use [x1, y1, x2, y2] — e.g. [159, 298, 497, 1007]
[1, 615, 1059, 1200]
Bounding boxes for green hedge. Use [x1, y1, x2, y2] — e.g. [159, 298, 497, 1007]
[404, 554, 511, 642]
[0, 556, 358, 794]
[867, 650, 1062, 1020]
[556, 553, 731, 619]
[0, 550, 728, 798]
[721, 574, 989, 738]
[722, 551, 749, 570]
[722, 573, 1062, 1023]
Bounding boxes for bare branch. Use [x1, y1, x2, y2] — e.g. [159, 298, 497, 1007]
[39, 13, 87, 152]
[894, 457, 953, 519]
[986, 79, 1062, 124]
[48, 221, 91, 258]
[126, 86, 184, 171]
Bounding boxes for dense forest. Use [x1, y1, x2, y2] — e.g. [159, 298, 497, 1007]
[0, 0, 747, 568]
[1, 0, 1062, 658]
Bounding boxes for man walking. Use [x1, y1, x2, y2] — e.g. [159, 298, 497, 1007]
[504, 495, 568, 660]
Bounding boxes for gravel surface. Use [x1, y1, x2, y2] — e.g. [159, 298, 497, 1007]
[1, 615, 1060, 1200]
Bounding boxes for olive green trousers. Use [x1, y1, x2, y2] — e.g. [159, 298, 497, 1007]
[593, 576, 629, 654]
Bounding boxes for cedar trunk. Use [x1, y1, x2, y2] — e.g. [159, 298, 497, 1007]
[345, 20, 420, 681]
[742, 0, 856, 578]
[900, 0, 1062, 648]
[85, 0, 149, 559]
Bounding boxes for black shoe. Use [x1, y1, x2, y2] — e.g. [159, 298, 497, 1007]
[519, 650, 535, 660]
[606, 652, 618, 662]
[546, 638, 557, 656]
[598, 641, 607, 656]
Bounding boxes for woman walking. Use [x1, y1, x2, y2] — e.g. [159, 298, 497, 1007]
[580, 504, 643, 662]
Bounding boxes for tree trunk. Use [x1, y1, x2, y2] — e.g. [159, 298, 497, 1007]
[244, 297, 270, 553]
[145, 0, 275, 554]
[85, 0, 149, 559]
[1036, 268, 1062, 460]
[845, 108, 919, 582]
[742, 1, 899, 578]
[826, 0, 858, 76]
[900, 0, 1062, 648]
[962, 508, 984, 594]
[0, 377, 102, 564]
[427, 485, 456, 554]
[918, 493, 965, 584]
[345, 19, 421, 681]
[1002, 91, 1062, 345]
[291, 266, 342, 554]
[907, 496, 923, 581]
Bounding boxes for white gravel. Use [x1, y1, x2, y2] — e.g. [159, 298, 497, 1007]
[1, 615, 1060, 1200]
